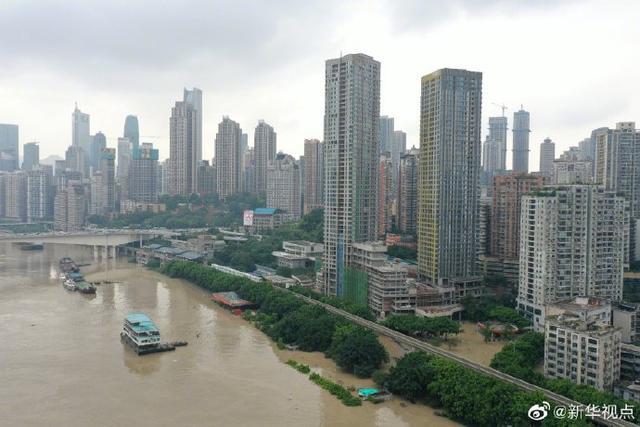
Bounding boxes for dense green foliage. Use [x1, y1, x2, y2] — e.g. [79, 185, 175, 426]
[286, 359, 311, 374]
[490, 331, 636, 420]
[309, 372, 362, 406]
[89, 193, 264, 229]
[386, 245, 416, 260]
[461, 295, 530, 328]
[211, 208, 324, 271]
[160, 260, 381, 376]
[327, 325, 389, 378]
[376, 351, 548, 426]
[382, 315, 461, 339]
[489, 332, 546, 383]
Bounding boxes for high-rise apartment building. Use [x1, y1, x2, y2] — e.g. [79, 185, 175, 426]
[377, 152, 392, 237]
[482, 135, 500, 176]
[26, 167, 52, 221]
[417, 68, 482, 290]
[243, 149, 255, 194]
[489, 173, 544, 260]
[323, 53, 380, 298]
[90, 132, 106, 172]
[303, 139, 323, 214]
[379, 116, 394, 155]
[183, 88, 203, 163]
[128, 143, 158, 203]
[539, 137, 555, 177]
[196, 160, 216, 196]
[1, 171, 27, 220]
[254, 120, 277, 194]
[517, 185, 628, 330]
[22, 142, 39, 171]
[98, 148, 116, 212]
[489, 116, 508, 171]
[123, 115, 140, 152]
[0, 123, 19, 172]
[65, 145, 86, 177]
[54, 180, 86, 231]
[169, 98, 198, 195]
[398, 150, 418, 235]
[117, 137, 132, 202]
[72, 106, 91, 173]
[594, 122, 640, 260]
[215, 117, 243, 200]
[394, 131, 407, 156]
[266, 153, 301, 220]
[512, 108, 530, 173]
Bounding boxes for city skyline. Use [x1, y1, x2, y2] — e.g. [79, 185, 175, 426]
[1, 1, 638, 166]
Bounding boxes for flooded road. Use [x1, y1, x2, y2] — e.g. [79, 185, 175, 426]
[0, 243, 459, 427]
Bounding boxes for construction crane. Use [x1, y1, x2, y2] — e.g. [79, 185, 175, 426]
[492, 102, 508, 117]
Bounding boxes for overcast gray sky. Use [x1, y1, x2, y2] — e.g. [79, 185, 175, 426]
[1, 0, 638, 171]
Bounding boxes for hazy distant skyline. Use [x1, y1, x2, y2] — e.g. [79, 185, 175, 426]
[1, 0, 638, 171]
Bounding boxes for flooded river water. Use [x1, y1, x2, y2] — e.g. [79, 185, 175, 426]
[0, 242, 460, 427]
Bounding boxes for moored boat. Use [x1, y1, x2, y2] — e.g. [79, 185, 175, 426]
[75, 281, 96, 294]
[120, 313, 162, 355]
[63, 279, 76, 291]
[59, 257, 79, 273]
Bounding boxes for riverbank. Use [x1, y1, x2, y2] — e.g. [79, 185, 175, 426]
[84, 265, 461, 426]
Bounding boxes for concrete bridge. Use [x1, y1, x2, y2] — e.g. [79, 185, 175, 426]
[0, 230, 171, 261]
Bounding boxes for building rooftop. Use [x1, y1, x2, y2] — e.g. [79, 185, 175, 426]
[125, 313, 159, 333]
[254, 208, 277, 215]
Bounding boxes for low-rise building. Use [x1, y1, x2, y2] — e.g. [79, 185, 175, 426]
[243, 208, 292, 233]
[348, 242, 411, 319]
[119, 200, 166, 214]
[545, 314, 621, 391]
[272, 240, 324, 270]
[613, 303, 640, 344]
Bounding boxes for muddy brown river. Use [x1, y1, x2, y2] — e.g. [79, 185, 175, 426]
[0, 242, 460, 426]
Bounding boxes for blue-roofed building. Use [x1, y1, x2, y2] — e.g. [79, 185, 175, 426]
[243, 208, 291, 233]
[122, 313, 161, 352]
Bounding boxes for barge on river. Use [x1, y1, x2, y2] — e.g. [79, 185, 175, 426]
[121, 313, 186, 355]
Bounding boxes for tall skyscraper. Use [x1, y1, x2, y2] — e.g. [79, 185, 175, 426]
[196, 160, 216, 196]
[0, 123, 19, 172]
[594, 122, 640, 261]
[215, 117, 243, 200]
[22, 142, 39, 171]
[65, 145, 86, 177]
[517, 185, 627, 331]
[323, 53, 380, 298]
[128, 143, 159, 203]
[183, 87, 203, 163]
[303, 139, 323, 214]
[169, 98, 198, 195]
[72, 105, 91, 156]
[394, 131, 406, 155]
[243, 149, 255, 194]
[482, 135, 500, 176]
[489, 116, 508, 171]
[254, 120, 277, 194]
[90, 132, 106, 171]
[512, 108, 530, 172]
[266, 153, 301, 220]
[377, 152, 392, 237]
[539, 137, 555, 176]
[92, 148, 116, 214]
[123, 115, 140, 152]
[398, 151, 418, 235]
[417, 68, 482, 289]
[117, 137, 132, 201]
[379, 116, 394, 155]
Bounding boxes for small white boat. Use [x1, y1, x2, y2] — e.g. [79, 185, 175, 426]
[63, 280, 76, 291]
